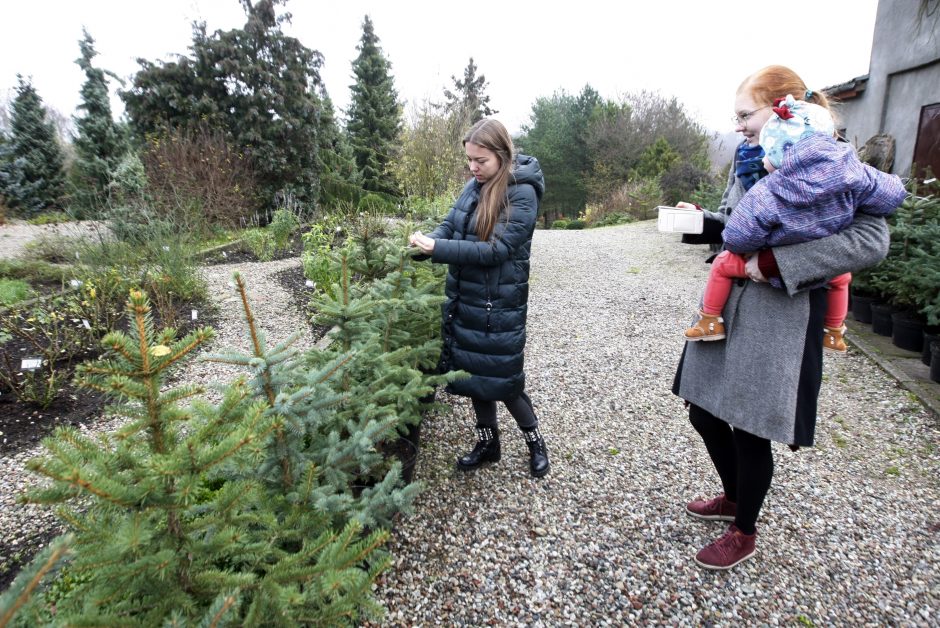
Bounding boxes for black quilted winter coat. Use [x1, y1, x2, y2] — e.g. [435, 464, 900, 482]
[428, 154, 545, 401]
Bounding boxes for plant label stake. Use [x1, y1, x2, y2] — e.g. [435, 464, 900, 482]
[82, 319, 92, 330]
[222, 251, 228, 258]
[191, 310, 198, 321]
[21, 358, 43, 371]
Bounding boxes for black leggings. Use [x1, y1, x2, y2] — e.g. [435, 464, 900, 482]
[471, 391, 538, 431]
[689, 404, 773, 535]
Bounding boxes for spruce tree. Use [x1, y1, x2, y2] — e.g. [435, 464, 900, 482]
[205, 272, 420, 531]
[70, 28, 124, 217]
[346, 15, 401, 196]
[318, 88, 362, 207]
[122, 0, 326, 204]
[11, 290, 391, 625]
[0, 76, 66, 215]
[443, 57, 497, 124]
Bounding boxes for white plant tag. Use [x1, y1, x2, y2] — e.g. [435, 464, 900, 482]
[69, 279, 83, 288]
[82, 319, 92, 330]
[222, 251, 228, 258]
[191, 310, 198, 321]
[305, 280, 314, 288]
[75, 251, 80, 260]
[21, 358, 42, 371]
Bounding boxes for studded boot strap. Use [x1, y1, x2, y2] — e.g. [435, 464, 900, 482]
[475, 426, 497, 443]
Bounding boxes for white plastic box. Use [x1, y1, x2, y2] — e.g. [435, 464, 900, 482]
[656, 206, 703, 234]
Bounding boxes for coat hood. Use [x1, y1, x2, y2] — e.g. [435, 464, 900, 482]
[512, 153, 545, 201]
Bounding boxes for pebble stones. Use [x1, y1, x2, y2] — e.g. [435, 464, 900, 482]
[1, 226, 938, 625]
[365, 222, 940, 626]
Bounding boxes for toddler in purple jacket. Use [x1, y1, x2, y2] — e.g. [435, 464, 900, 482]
[685, 95, 907, 350]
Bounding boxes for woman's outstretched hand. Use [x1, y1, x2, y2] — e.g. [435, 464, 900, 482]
[676, 201, 701, 211]
[410, 231, 435, 254]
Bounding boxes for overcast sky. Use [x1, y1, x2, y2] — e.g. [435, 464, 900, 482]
[1, 0, 879, 137]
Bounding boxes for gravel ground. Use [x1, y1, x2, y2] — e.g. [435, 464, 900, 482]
[1, 221, 938, 625]
[0, 220, 110, 260]
[372, 221, 939, 626]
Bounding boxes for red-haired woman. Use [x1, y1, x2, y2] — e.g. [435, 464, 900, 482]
[673, 66, 891, 569]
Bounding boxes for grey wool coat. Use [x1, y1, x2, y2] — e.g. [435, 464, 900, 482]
[673, 167, 890, 446]
[428, 154, 545, 401]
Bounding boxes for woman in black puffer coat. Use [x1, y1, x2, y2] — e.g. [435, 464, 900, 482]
[410, 118, 549, 477]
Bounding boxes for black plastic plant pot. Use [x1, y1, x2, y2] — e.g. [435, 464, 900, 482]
[891, 312, 925, 352]
[923, 331, 940, 367]
[392, 434, 420, 485]
[870, 303, 894, 337]
[930, 342, 940, 384]
[851, 293, 875, 324]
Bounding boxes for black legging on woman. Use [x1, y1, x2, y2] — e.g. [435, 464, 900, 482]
[689, 404, 773, 535]
[471, 391, 538, 430]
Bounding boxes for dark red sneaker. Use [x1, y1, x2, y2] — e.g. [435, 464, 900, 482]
[686, 493, 737, 522]
[694, 524, 757, 570]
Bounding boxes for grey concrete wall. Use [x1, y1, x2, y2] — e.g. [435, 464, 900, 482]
[884, 61, 940, 175]
[844, 0, 940, 175]
[832, 98, 868, 148]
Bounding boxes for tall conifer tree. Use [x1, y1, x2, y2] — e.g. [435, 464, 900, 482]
[122, 0, 326, 204]
[443, 57, 496, 125]
[346, 15, 401, 196]
[0, 77, 65, 215]
[70, 28, 124, 216]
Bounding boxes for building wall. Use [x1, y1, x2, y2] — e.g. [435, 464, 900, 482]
[884, 61, 940, 175]
[833, 98, 867, 147]
[845, 0, 940, 175]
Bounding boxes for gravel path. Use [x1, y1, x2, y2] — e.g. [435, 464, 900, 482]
[372, 221, 939, 626]
[0, 221, 110, 260]
[1, 222, 938, 625]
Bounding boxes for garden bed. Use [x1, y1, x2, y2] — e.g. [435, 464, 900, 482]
[0, 297, 218, 456]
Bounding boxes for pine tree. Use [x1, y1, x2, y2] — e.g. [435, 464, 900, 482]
[122, 0, 326, 204]
[70, 28, 124, 217]
[311, 220, 464, 472]
[12, 290, 391, 625]
[205, 272, 421, 531]
[0, 76, 66, 215]
[0, 534, 73, 625]
[346, 15, 401, 196]
[442, 57, 497, 124]
[318, 87, 362, 207]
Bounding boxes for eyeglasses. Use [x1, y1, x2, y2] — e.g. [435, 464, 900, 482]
[732, 105, 771, 126]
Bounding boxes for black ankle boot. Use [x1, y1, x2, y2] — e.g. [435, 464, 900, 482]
[523, 427, 550, 478]
[456, 426, 501, 470]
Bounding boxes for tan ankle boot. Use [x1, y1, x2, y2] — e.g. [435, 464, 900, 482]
[685, 310, 726, 341]
[823, 325, 847, 352]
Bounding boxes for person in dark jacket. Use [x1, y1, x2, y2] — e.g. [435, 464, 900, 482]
[409, 118, 549, 478]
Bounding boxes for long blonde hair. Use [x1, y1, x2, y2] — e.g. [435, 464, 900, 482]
[463, 119, 514, 242]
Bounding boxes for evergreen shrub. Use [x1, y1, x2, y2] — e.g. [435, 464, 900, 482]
[855, 177, 940, 324]
[6, 290, 394, 625]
